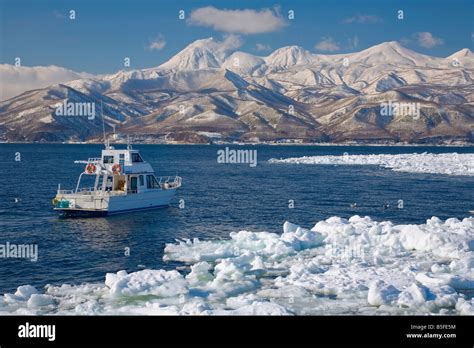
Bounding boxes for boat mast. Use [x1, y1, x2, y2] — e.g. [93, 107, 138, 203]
[101, 100, 109, 149]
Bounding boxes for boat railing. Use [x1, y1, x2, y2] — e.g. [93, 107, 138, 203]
[73, 157, 102, 165]
[158, 175, 182, 189]
[57, 187, 98, 195]
[88, 157, 102, 164]
[77, 187, 97, 194]
[57, 189, 75, 194]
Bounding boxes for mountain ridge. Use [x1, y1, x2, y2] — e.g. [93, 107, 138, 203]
[0, 39, 473, 144]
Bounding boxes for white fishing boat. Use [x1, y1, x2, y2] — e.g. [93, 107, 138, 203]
[52, 142, 181, 217]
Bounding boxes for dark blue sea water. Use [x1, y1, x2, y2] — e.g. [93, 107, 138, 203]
[0, 144, 473, 294]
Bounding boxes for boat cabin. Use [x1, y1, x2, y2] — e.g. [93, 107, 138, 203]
[72, 146, 178, 196]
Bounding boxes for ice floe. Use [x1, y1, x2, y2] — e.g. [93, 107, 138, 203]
[0, 215, 473, 315]
[268, 152, 474, 176]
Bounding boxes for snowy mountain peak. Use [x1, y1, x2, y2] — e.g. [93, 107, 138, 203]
[356, 41, 411, 56]
[349, 41, 440, 67]
[447, 48, 472, 59]
[265, 45, 314, 69]
[374, 41, 404, 49]
[158, 38, 222, 71]
[186, 37, 217, 48]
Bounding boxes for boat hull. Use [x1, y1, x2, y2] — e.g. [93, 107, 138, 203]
[54, 188, 177, 217]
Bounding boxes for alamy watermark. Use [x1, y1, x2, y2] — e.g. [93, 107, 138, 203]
[0, 242, 38, 262]
[327, 243, 369, 263]
[380, 101, 421, 120]
[217, 147, 257, 167]
[54, 100, 96, 120]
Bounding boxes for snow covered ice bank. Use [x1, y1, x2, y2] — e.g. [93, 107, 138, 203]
[1, 216, 473, 315]
[268, 152, 474, 176]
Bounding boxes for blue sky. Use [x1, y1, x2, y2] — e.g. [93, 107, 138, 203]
[0, 0, 472, 74]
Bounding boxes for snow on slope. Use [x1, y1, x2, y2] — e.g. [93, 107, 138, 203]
[0, 64, 92, 101]
[222, 51, 266, 75]
[2, 38, 473, 143]
[158, 38, 223, 71]
[1, 216, 473, 315]
[347, 41, 443, 68]
[269, 153, 474, 176]
[446, 49, 474, 69]
[3, 41, 472, 102]
[264, 46, 315, 70]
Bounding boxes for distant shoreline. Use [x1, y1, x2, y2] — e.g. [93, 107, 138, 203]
[1, 141, 473, 147]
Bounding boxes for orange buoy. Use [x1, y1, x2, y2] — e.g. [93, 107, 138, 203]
[112, 164, 122, 175]
[85, 163, 96, 174]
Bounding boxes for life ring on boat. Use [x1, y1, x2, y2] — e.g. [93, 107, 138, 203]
[85, 163, 96, 174]
[112, 164, 122, 175]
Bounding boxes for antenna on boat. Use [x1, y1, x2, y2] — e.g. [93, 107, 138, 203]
[100, 100, 109, 149]
[127, 135, 132, 150]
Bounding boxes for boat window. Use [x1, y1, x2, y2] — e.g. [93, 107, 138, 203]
[106, 176, 113, 191]
[103, 155, 114, 164]
[146, 175, 160, 189]
[132, 153, 144, 162]
[130, 177, 138, 193]
[139, 175, 144, 186]
[119, 154, 125, 160]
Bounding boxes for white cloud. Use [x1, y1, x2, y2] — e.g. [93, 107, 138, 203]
[147, 35, 166, 50]
[315, 37, 340, 52]
[0, 65, 90, 101]
[206, 34, 243, 59]
[343, 14, 382, 24]
[255, 43, 272, 51]
[413, 32, 444, 48]
[216, 34, 243, 52]
[188, 6, 287, 34]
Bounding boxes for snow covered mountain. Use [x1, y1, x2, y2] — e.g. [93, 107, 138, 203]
[265, 46, 316, 70]
[0, 39, 473, 143]
[158, 38, 222, 71]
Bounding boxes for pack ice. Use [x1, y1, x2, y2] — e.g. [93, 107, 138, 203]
[268, 152, 474, 176]
[1, 215, 473, 315]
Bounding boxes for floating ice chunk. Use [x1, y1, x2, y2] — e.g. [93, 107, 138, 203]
[185, 262, 214, 285]
[428, 286, 459, 309]
[225, 293, 259, 309]
[449, 256, 474, 273]
[396, 220, 473, 259]
[15, 285, 38, 300]
[456, 298, 474, 315]
[397, 284, 427, 308]
[74, 300, 101, 315]
[269, 152, 474, 176]
[105, 269, 188, 298]
[163, 238, 235, 263]
[369, 225, 382, 235]
[250, 256, 265, 271]
[180, 299, 212, 315]
[283, 221, 299, 234]
[281, 222, 324, 251]
[368, 280, 400, 306]
[1, 215, 473, 315]
[27, 294, 54, 308]
[229, 301, 292, 315]
[415, 273, 474, 290]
